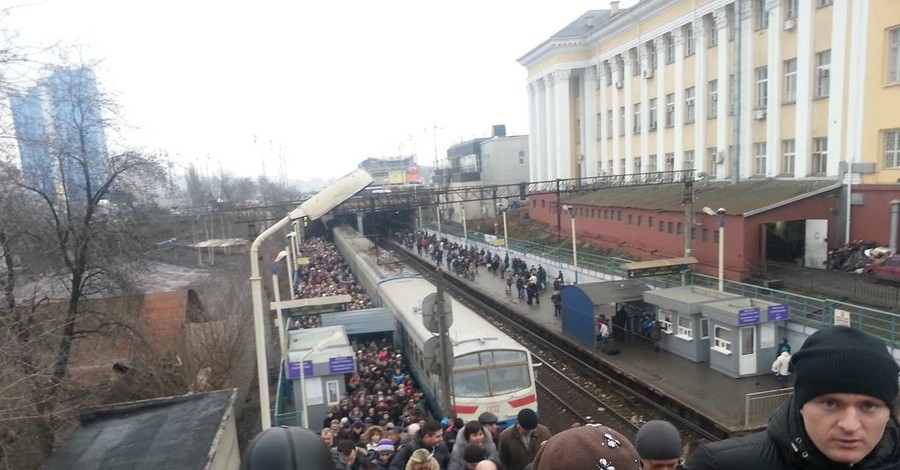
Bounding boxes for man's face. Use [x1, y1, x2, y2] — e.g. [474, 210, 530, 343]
[484, 423, 498, 435]
[379, 452, 392, 463]
[321, 432, 333, 447]
[423, 430, 444, 447]
[642, 459, 680, 470]
[800, 393, 891, 464]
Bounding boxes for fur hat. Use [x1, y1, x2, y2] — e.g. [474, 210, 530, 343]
[791, 326, 899, 408]
[533, 425, 641, 470]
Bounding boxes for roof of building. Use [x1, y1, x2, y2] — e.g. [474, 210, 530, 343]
[562, 179, 839, 215]
[563, 279, 650, 305]
[551, 10, 613, 38]
[41, 389, 236, 470]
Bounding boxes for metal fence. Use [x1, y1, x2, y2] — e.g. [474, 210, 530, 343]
[745, 388, 793, 428]
[765, 261, 900, 311]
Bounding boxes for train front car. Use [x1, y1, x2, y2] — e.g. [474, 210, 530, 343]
[377, 275, 537, 429]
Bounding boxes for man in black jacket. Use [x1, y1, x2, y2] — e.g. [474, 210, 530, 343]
[391, 420, 450, 470]
[685, 326, 900, 470]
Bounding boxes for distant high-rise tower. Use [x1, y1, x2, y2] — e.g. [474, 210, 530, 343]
[9, 66, 108, 199]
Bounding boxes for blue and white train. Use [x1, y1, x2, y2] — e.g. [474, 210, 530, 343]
[333, 226, 537, 428]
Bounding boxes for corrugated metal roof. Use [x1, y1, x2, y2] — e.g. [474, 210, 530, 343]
[563, 179, 838, 215]
[563, 279, 650, 305]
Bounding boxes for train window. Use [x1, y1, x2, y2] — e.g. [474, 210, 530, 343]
[454, 353, 480, 369]
[489, 365, 530, 395]
[454, 369, 490, 397]
[493, 350, 527, 365]
[479, 352, 493, 366]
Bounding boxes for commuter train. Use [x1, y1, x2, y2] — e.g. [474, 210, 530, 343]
[333, 226, 537, 428]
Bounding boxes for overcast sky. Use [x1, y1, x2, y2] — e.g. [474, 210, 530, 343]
[6, 0, 634, 181]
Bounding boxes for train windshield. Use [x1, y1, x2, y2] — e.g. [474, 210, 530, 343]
[453, 350, 530, 398]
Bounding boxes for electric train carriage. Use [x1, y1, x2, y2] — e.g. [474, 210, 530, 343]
[331, 226, 537, 427]
[378, 275, 537, 429]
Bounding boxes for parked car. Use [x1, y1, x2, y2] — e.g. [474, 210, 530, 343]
[862, 254, 900, 283]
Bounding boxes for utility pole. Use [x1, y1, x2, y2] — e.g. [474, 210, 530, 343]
[555, 179, 562, 242]
[434, 268, 454, 415]
[683, 174, 694, 286]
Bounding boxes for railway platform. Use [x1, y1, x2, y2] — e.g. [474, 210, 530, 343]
[402, 245, 779, 432]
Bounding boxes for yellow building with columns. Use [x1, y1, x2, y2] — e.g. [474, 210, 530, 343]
[519, 0, 900, 186]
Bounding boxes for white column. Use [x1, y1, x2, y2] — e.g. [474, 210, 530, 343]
[598, 63, 610, 175]
[639, 46, 651, 173]
[715, 8, 730, 180]
[535, 79, 547, 181]
[623, 53, 634, 174]
[527, 82, 539, 182]
[794, 0, 815, 177]
[554, 69, 572, 179]
[544, 74, 557, 180]
[694, 18, 708, 173]
[766, 0, 783, 177]
[583, 67, 598, 177]
[828, 0, 850, 177]
[655, 36, 667, 169]
[739, 0, 755, 179]
[610, 58, 622, 174]
[673, 28, 685, 171]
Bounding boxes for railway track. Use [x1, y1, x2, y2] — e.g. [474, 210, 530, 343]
[381, 239, 727, 443]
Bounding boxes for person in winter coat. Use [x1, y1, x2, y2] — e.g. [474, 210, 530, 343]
[684, 326, 900, 470]
[449, 421, 499, 470]
[498, 409, 551, 470]
[367, 439, 396, 470]
[771, 350, 791, 389]
[391, 421, 451, 470]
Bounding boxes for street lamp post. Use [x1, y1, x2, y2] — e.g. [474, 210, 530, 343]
[498, 204, 509, 257]
[563, 205, 577, 268]
[704, 207, 726, 291]
[460, 203, 467, 247]
[300, 331, 344, 429]
[271, 251, 289, 356]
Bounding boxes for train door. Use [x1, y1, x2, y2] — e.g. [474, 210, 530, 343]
[739, 326, 757, 375]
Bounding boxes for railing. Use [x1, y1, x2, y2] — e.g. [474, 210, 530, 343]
[745, 388, 793, 428]
[426, 223, 900, 349]
[765, 260, 900, 311]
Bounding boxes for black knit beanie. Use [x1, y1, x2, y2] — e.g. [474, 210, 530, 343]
[791, 326, 899, 408]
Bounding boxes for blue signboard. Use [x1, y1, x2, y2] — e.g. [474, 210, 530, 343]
[767, 304, 790, 321]
[329, 356, 355, 374]
[287, 360, 314, 380]
[738, 307, 761, 325]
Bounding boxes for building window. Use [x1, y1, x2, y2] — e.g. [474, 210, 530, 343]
[659, 310, 674, 333]
[648, 154, 658, 173]
[886, 130, 900, 169]
[665, 153, 674, 171]
[677, 315, 692, 339]
[756, 66, 768, 108]
[785, 0, 799, 19]
[607, 160, 613, 174]
[784, 58, 797, 103]
[889, 28, 900, 84]
[667, 221, 674, 233]
[753, 142, 767, 176]
[649, 98, 658, 130]
[634, 157, 642, 173]
[677, 222, 684, 235]
[596, 113, 602, 139]
[604, 61, 612, 87]
[518, 150, 525, 165]
[659, 220, 665, 232]
[707, 15, 718, 48]
[755, 0, 769, 30]
[816, 50, 831, 98]
[685, 87, 696, 123]
[628, 214, 633, 225]
[638, 215, 643, 226]
[782, 139, 795, 175]
[684, 150, 695, 170]
[648, 216, 654, 228]
[620, 158, 626, 174]
[684, 24, 695, 57]
[665, 93, 675, 127]
[691, 227, 696, 240]
[708, 80, 718, 118]
[631, 48, 640, 76]
[812, 137, 828, 174]
[604, 209, 608, 219]
[665, 33, 675, 64]
[648, 41, 658, 70]
[707, 147, 719, 176]
[616, 56, 625, 83]
[633, 103, 641, 134]
[819, 0, 833, 6]
[607, 110, 613, 138]
[617, 210, 622, 221]
[702, 228, 710, 242]
[713, 326, 732, 353]
[619, 107, 626, 136]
